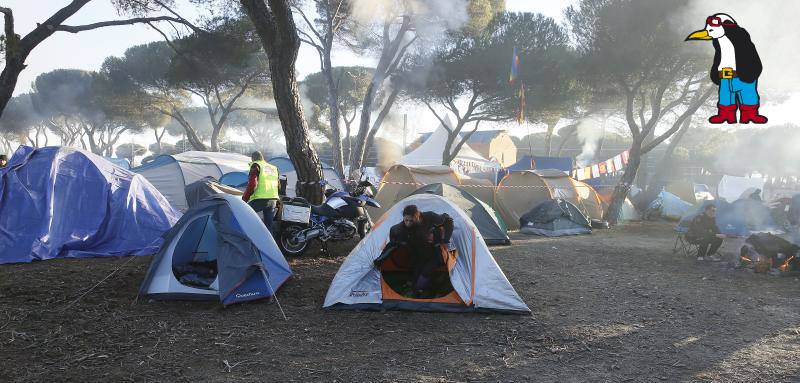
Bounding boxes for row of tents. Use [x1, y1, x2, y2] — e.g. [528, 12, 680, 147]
[0, 146, 530, 313]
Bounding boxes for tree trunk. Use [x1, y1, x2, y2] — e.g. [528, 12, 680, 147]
[153, 127, 164, 154]
[544, 124, 555, 156]
[0, 60, 25, 119]
[543, 115, 560, 156]
[164, 109, 207, 151]
[241, 0, 323, 203]
[349, 77, 382, 179]
[210, 122, 221, 152]
[323, 58, 344, 178]
[605, 141, 642, 225]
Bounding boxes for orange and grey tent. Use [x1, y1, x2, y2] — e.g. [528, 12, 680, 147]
[494, 169, 604, 230]
[323, 194, 530, 313]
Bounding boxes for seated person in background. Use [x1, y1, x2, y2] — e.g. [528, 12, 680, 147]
[749, 188, 762, 201]
[389, 205, 454, 296]
[687, 204, 726, 261]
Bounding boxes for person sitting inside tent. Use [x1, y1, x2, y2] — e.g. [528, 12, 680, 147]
[243, 151, 281, 231]
[0, 154, 7, 168]
[687, 204, 726, 261]
[388, 205, 454, 297]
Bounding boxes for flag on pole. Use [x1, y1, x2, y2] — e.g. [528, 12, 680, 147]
[509, 47, 520, 84]
[517, 82, 525, 124]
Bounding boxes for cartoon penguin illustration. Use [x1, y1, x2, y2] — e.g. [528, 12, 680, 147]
[686, 13, 767, 124]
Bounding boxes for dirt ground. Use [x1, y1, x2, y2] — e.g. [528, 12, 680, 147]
[1, 221, 799, 383]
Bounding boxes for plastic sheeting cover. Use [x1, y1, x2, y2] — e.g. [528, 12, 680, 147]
[0, 146, 181, 264]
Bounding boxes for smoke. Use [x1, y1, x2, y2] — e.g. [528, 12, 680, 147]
[375, 111, 405, 167]
[348, 0, 470, 31]
[575, 117, 603, 167]
[681, 0, 800, 92]
[714, 124, 800, 176]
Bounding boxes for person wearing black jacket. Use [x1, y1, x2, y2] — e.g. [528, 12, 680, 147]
[687, 204, 726, 260]
[388, 204, 454, 295]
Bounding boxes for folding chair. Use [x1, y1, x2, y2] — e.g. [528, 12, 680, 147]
[673, 230, 699, 258]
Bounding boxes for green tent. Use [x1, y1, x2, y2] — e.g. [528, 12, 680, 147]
[411, 183, 510, 245]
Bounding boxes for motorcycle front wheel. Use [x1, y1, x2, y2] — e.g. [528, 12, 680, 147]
[279, 224, 309, 257]
[357, 218, 372, 239]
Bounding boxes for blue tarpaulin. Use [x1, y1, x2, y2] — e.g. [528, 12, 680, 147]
[507, 156, 573, 173]
[0, 146, 181, 264]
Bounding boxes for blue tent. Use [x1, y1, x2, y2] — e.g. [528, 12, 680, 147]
[677, 199, 778, 236]
[219, 171, 249, 188]
[0, 146, 181, 264]
[105, 157, 131, 170]
[138, 194, 291, 306]
[507, 156, 573, 173]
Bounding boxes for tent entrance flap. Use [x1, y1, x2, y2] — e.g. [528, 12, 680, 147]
[379, 245, 464, 304]
[171, 214, 219, 290]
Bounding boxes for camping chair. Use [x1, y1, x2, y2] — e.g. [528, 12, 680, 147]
[673, 228, 724, 259]
[673, 229, 700, 258]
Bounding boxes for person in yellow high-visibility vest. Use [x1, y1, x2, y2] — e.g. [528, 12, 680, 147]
[242, 151, 280, 231]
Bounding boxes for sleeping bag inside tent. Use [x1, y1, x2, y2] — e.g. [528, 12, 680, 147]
[410, 183, 510, 245]
[519, 199, 592, 237]
[0, 146, 180, 264]
[323, 194, 529, 314]
[138, 194, 292, 306]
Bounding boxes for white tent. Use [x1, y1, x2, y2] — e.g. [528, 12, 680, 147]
[134, 151, 250, 211]
[399, 116, 500, 173]
[323, 194, 530, 313]
[718, 175, 765, 202]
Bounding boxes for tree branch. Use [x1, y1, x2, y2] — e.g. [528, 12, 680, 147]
[52, 16, 195, 34]
[425, 102, 450, 133]
[641, 86, 713, 154]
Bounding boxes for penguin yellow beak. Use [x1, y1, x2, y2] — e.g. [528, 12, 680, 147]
[685, 29, 711, 41]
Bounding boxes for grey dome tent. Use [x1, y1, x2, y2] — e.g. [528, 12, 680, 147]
[138, 194, 292, 306]
[410, 183, 510, 245]
[132, 151, 250, 211]
[323, 194, 529, 314]
[520, 199, 592, 237]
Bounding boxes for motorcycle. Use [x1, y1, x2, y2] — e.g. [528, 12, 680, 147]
[276, 180, 380, 256]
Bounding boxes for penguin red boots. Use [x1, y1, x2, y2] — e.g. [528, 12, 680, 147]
[739, 104, 768, 124]
[708, 104, 738, 124]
